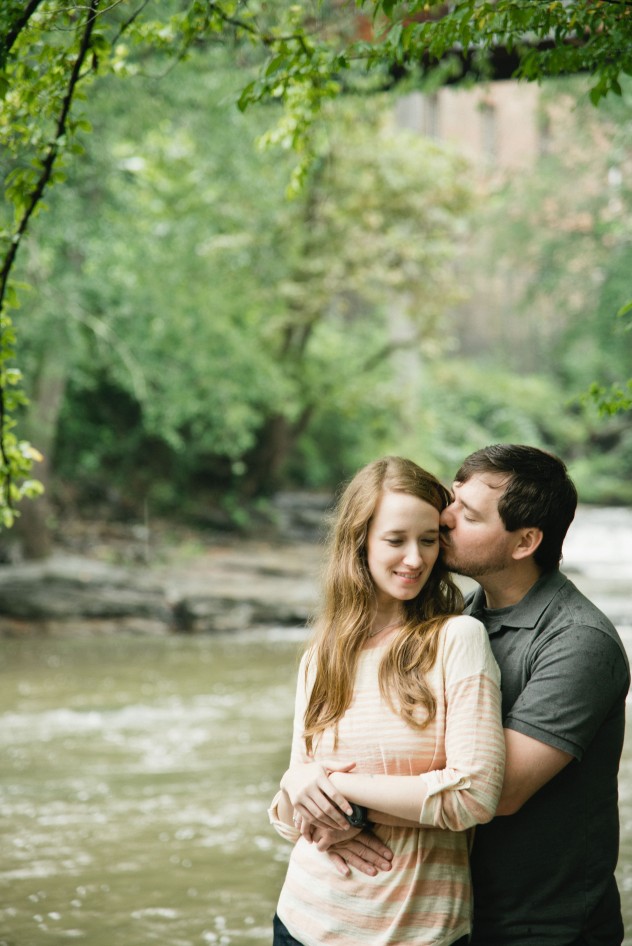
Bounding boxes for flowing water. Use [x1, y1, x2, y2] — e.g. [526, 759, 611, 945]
[1, 506, 631, 946]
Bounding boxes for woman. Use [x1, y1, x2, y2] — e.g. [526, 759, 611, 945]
[269, 457, 505, 946]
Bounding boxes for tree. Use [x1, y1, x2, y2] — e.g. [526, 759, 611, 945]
[243, 1, 632, 418]
[2, 0, 632, 524]
[0, 0, 323, 522]
[17, 48, 471, 524]
[440, 72, 632, 416]
[240, 1, 632, 165]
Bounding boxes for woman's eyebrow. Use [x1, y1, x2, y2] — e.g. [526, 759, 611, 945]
[382, 527, 440, 535]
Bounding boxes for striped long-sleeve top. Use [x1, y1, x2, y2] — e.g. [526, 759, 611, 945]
[269, 614, 505, 946]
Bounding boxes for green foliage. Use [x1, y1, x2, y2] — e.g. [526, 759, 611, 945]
[406, 360, 583, 474]
[465, 76, 632, 419]
[360, 1, 632, 97]
[404, 359, 632, 504]
[0, 308, 43, 525]
[566, 442, 632, 506]
[14, 45, 471, 515]
[234, 0, 632, 181]
[1, 0, 120, 519]
[429, 74, 632, 500]
[583, 286, 632, 417]
[0, 0, 310, 520]
[585, 381, 632, 419]
[2, 0, 632, 529]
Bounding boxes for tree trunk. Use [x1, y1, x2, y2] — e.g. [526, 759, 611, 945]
[241, 414, 293, 497]
[15, 355, 68, 560]
[242, 406, 314, 498]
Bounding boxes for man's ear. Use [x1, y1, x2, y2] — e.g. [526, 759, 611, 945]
[512, 527, 543, 561]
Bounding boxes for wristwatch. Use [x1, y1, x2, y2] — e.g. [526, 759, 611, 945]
[345, 803, 371, 829]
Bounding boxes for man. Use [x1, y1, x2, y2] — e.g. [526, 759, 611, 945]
[326, 444, 629, 945]
[440, 443, 629, 944]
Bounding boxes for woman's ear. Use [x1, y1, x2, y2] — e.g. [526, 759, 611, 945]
[512, 527, 543, 561]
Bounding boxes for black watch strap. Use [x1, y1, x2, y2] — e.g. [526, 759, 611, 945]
[345, 802, 371, 829]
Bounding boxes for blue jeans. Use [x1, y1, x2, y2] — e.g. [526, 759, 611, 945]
[272, 914, 304, 946]
[272, 913, 469, 945]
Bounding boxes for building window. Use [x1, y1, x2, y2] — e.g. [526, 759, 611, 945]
[480, 100, 496, 162]
[423, 93, 440, 139]
[538, 111, 552, 157]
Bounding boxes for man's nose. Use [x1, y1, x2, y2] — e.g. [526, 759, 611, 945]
[440, 505, 455, 528]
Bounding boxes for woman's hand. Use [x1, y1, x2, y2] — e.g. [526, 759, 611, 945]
[281, 761, 356, 835]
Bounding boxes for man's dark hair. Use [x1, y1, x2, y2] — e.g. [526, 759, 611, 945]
[455, 444, 578, 572]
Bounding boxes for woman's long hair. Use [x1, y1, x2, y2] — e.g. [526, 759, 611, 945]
[303, 456, 463, 754]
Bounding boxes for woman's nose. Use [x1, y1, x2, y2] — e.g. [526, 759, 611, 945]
[403, 544, 423, 565]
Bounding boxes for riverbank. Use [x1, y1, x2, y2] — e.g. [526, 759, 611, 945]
[0, 514, 324, 636]
[1, 502, 631, 636]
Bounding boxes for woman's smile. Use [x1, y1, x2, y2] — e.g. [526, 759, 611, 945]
[366, 491, 440, 607]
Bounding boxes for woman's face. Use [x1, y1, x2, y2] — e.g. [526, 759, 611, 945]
[366, 490, 440, 609]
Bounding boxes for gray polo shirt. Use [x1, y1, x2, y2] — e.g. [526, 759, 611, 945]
[466, 570, 630, 946]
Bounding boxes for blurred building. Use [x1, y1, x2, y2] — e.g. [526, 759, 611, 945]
[394, 82, 548, 173]
[391, 79, 614, 368]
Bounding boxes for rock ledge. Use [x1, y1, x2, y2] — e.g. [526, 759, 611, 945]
[0, 540, 321, 636]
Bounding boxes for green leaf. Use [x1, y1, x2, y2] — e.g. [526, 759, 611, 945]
[589, 84, 604, 107]
[237, 80, 256, 111]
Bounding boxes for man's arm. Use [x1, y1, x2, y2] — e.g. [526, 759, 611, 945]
[495, 728, 573, 816]
[327, 728, 573, 827]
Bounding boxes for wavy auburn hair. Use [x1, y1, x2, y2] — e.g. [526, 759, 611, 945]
[303, 456, 463, 754]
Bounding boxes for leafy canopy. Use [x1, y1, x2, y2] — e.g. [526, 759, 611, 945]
[2, 0, 632, 520]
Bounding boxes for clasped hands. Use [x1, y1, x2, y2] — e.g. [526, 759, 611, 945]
[280, 761, 393, 877]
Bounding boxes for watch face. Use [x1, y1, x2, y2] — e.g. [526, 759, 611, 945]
[347, 804, 366, 827]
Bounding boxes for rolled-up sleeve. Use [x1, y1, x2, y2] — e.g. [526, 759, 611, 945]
[268, 789, 301, 842]
[267, 652, 312, 842]
[419, 617, 505, 830]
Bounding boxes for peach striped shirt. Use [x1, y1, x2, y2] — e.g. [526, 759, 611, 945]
[269, 615, 505, 946]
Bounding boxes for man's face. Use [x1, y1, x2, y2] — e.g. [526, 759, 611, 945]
[439, 473, 517, 579]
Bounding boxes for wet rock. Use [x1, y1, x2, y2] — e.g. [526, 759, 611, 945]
[172, 595, 310, 634]
[271, 492, 333, 542]
[0, 557, 170, 635]
[0, 540, 320, 636]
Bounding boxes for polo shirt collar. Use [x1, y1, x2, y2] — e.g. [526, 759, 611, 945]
[467, 569, 567, 632]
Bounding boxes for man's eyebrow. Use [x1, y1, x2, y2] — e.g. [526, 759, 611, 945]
[453, 489, 480, 516]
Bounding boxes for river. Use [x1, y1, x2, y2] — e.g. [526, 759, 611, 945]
[1, 505, 631, 946]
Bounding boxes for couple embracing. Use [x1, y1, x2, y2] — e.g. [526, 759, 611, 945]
[269, 445, 629, 946]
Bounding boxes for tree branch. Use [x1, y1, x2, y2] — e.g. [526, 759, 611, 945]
[205, 0, 311, 49]
[111, 0, 152, 46]
[1, 0, 47, 63]
[0, 0, 101, 305]
[0, 0, 101, 497]
[361, 334, 425, 373]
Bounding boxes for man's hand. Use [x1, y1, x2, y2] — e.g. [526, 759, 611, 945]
[311, 825, 394, 877]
